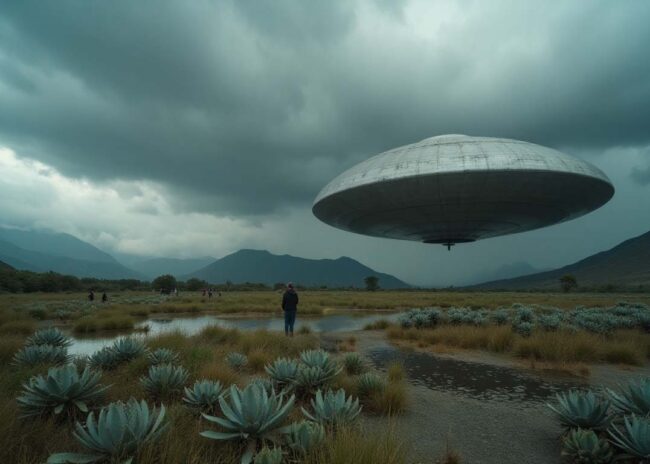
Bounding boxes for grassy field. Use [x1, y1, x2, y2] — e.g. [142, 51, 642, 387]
[0, 326, 408, 464]
[386, 325, 650, 369]
[2, 290, 650, 337]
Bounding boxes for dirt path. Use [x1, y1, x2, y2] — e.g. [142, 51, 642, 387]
[324, 331, 650, 464]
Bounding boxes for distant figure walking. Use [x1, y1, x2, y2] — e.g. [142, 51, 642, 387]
[101, 292, 108, 303]
[208, 288, 213, 299]
[282, 282, 298, 337]
[88, 290, 95, 302]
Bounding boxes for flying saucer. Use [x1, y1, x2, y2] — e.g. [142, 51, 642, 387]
[313, 134, 614, 249]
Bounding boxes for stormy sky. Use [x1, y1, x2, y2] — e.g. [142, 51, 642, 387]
[1, 0, 649, 286]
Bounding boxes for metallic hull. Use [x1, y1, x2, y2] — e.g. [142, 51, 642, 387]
[312, 135, 615, 246]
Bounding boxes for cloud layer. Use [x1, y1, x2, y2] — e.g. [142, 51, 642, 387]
[0, 1, 649, 285]
[2, 0, 650, 216]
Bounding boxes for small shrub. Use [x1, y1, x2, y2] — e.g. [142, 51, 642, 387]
[512, 321, 533, 337]
[538, 314, 562, 332]
[491, 308, 510, 326]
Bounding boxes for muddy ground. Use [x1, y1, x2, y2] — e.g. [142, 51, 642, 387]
[323, 331, 650, 464]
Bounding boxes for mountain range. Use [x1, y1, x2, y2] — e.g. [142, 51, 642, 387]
[127, 257, 216, 279]
[473, 230, 650, 290]
[2, 225, 649, 289]
[183, 249, 409, 289]
[0, 229, 142, 279]
[0, 228, 409, 287]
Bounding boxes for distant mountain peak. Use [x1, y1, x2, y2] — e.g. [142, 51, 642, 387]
[185, 249, 409, 288]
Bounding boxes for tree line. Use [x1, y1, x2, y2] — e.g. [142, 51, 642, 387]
[0, 267, 385, 293]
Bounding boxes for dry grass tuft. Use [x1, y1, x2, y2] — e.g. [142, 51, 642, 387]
[387, 362, 405, 382]
[389, 324, 650, 367]
[0, 319, 37, 336]
[304, 425, 407, 464]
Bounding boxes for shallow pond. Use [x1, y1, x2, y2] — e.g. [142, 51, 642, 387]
[69, 312, 400, 355]
[367, 345, 585, 405]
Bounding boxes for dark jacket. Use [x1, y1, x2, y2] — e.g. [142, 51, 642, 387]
[282, 289, 298, 312]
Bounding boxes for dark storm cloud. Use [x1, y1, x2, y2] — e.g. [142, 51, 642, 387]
[0, 0, 649, 217]
[632, 166, 650, 186]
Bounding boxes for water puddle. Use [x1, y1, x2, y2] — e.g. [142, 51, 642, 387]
[367, 346, 584, 405]
[69, 312, 400, 356]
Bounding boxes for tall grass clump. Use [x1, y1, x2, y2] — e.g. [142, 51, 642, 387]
[342, 353, 365, 375]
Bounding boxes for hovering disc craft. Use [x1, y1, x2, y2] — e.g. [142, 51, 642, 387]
[312, 134, 614, 249]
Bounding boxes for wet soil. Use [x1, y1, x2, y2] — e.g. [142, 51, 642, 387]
[326, 331, 650, 464]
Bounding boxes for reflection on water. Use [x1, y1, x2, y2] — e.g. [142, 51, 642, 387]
[69, 312, 400, 356]
[367, 346, 585, 405]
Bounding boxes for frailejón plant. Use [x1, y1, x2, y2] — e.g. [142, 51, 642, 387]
[201, 383, 295, 464]
[265, 358, 299, 387]
[111, 337, 147, 363]
[226, 352, 248, 370]
[17, 365, 109, 419]
[140, 364, 189, 399]
[47, 399, 167, 464]
[547, 390, 611, 430]
[285, 420, 324, 455]
[356, 372, 387, 397]
[561, 429, 613, 464]
[183, 380, 225, 414]
[302, 389, 361, 426]
[147, 348, 180, 366]
[13, 345, 71, 366]
[26, 328, 72, 348]
[253, 447, 283, 464]
[608, 415, 650, 460]
[88, 346, 121, 370]
[608, 378, 650, 416]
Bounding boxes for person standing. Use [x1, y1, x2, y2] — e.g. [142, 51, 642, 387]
[281, 282, 298, 337]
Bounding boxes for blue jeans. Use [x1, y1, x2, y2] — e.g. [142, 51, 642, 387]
[284, 310, 296, 334]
